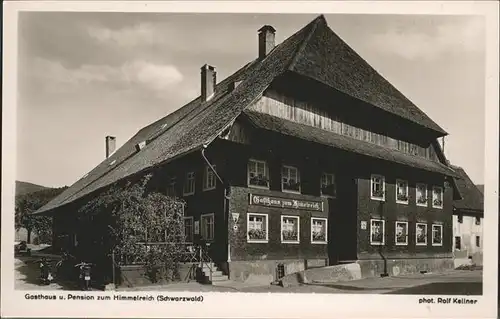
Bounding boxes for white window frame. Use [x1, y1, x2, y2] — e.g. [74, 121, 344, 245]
[247, 213, 269, 243]
[166, 176, 177, 197]
[416, 183, 428, 207]
[281, 215, 300, 244]
[395, 179, 409, 205]
[320, 173, 336, 198]
[183, 172, 196, 196]
[432, 186, 444, 209]
[416, 223, 428, 246]
[281, 165, 301, 194]
[200, 213, 215, 242]
[431, 224, 443, 247]
[247, 159, 270, 189]
[395, 221, 409, 246]
[183, 216, 194, 243]
[203, 165, 217, 191]
[370, 219, 385, 245]
[370, 174, 385, 201]
[311, 217, 328, 244]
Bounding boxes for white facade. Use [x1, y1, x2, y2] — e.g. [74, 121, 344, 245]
[452, 214, 483, 257]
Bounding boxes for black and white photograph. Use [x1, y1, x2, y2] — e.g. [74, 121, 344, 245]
[2, 1, 498, 318]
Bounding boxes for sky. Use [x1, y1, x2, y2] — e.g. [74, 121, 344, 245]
[16, 12, 486, 188]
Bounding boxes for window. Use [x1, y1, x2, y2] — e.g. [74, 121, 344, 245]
[370, 219, 385, 245]
[183, 172, 195, 195]
[248, 159, 269, 188]
[203, 165, 217, 191]
[416, 183, 428, 206]
[311, 218, 327, 244]
[166, 177, 177, 197]
[458, 214, 463, 223]
[395, 221, 408, 245]
[432, 186, 443, 208]
[476, 236, 480, 247]
[282, 166, 301, 193]
[281, 215, 300, 243]
[247, 213, 268, 243]
[370, 174, 385, 201]
[200, 213, 214, 241]
[455, 236, 461, 250]
[416, 223, 428, 246]
[320, 173, 336, 198]
[183, 217, 194, 243]
[432, 224, 443, 246]
[396, 179, 409, 204]
[475, 216, 481, 225]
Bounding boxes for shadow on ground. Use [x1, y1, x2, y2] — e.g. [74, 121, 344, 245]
[16, 257, 84, 291]
[385, 282, 483, 295]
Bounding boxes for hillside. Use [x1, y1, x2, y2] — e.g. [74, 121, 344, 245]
[15, 181, 49, 196]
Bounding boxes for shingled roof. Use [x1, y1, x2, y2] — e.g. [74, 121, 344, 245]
[35, 15, 449, 215]
[452, 166, 484, 214]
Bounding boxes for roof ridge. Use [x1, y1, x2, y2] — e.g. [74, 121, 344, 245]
[287, 15, 324, 71]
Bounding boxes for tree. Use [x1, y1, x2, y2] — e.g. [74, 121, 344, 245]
[15, 186, 67, 244]
[78, 174, 186, 282]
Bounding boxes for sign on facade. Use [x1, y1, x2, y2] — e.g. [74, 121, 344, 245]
[194, 221, 200, 235]
[360, 221, 367, 230]
[249, 194, 324, 212]
[232, 213, 240, 223]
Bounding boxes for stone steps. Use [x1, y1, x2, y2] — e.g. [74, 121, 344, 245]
[199, 263, 230, 284]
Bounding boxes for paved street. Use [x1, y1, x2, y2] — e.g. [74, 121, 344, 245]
[15, 255, 482, 294]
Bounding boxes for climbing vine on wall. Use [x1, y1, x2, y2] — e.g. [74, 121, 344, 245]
[79, 173, 186, 282]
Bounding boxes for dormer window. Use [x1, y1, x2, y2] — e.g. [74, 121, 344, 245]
[248, 159, 269, 188]
[320, 173, 336, 198]
[282, 165, 300, 193]
[370, 174, 385, 201]
[396, 179, 409, 204]
[432, 186, 443, 209]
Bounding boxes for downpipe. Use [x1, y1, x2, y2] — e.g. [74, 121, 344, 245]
[201, 145, 231, 279]
[378, 198, 389, 277]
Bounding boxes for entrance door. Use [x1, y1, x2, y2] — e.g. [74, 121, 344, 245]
[328, 173, 358, 265]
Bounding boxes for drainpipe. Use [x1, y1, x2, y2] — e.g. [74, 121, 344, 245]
[201, 145, 231, 271]
[378, 198, 389, 277]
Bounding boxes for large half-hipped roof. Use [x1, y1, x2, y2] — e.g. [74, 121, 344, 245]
[35, 15, 448, 215]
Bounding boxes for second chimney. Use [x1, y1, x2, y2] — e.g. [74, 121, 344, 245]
[201, 64, 216, 102]
[258, 25, 276, 59]
[105, 136, 116, 158]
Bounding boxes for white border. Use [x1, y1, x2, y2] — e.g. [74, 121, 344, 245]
[431, 224, 443, 247]
[2, 2, 498, 319]
[395, 179, 409, 204]
[311, 217, 328, 244]
[281, 215, 300, 244]
[247, 158, 269, 189]
[247, 212, 269, 243]
[415, 182, 428, 207]
[431, 186, 443, 209]
[370, 174, 385, 201]
[200, 213, 215, 242]
[369, 218, 385, 245]
[394, 221, 408, 246]
[415, 223, 428, 246]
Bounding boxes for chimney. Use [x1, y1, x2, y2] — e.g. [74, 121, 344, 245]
[201, 64, 216, 102]
[258, 25, 276, 59]
[105, 136, 116, 158]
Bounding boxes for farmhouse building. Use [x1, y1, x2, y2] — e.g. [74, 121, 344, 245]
[35, 15, 462, 283]
[451, 166, 484, 266]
